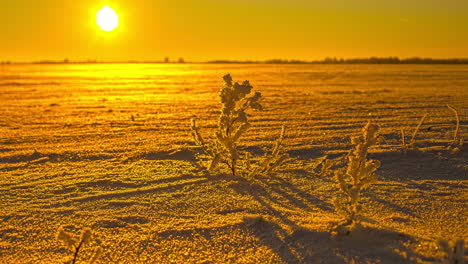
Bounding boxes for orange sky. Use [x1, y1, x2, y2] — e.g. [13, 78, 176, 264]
[1, 0, 467, 62]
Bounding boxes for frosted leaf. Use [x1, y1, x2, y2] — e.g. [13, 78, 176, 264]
[57, 228, 77, 250]
[250, 102, 262, 110]
[336, 173, 349, 193]
[220, 86, 233, 104]
[364, 160, 381, 173]
[237, 111, 247, 122]
[222, 107, 231, 116]
[223, 74, 232, 85]
[251, 91, 261, 101]
[80, 228, 93, 245]
[366, 124, 379, 134]
[363, 123, 379, 143]
[350, 188, 359, 201]
[351, 136, 363, 145]
[233, 123, 251, 143]
[235, 80, 252, 94]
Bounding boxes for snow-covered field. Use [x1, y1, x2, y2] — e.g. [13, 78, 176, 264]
[0, 63, 467, 263]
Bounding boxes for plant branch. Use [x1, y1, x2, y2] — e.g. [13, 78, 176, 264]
[72, 238, 85, 264]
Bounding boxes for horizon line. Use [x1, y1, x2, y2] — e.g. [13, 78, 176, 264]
[2, 57, 468, 65]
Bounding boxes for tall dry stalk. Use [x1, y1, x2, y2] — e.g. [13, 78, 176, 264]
[447, 105, 462, 149]
[408, 113, 427, 148]
[437, 239, 466, 264]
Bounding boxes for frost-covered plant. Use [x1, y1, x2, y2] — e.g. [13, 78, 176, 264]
[246, 125, 290, 177]
[436, 239, 466, 264]
[319, 158, 334, 177]
[316, 154, 349, 178]
[57, 227, 102, 264]
[333, 122, 381, 234]
[191, 74, 268, 176]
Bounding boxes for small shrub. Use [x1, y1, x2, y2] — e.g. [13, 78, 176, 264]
[190, 74, 287, 176]
[437, 239, 466, 264]
[333, 122, 381, 234]
[56, 226, 102, 264]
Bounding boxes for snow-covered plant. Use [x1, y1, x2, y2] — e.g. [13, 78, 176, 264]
[436, 239, 466, 264]
[57, 226, 102, 264]
[191, 74, 278, 176]
[246, 125, 290, 177]
[333, 122, 381, 234]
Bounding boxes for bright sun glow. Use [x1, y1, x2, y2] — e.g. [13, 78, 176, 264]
[96, 6, 119, 32]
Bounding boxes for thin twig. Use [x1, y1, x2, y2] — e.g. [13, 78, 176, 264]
[447, 104, 460, 147]
[401, 128, 406, 149]
[409, 114, 427, 147]
[72, 239, 85, 264]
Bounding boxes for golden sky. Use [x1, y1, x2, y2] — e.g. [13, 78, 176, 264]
[1, 0, 467, 62]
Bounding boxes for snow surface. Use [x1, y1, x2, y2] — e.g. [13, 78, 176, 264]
[0, 64, 467, 263]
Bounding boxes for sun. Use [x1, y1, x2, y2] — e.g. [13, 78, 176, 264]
[96, 6, 119, 32]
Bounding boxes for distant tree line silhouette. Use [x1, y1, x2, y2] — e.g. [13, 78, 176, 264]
[207, 57, 468, 64]
[2, 57, 468, 65]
